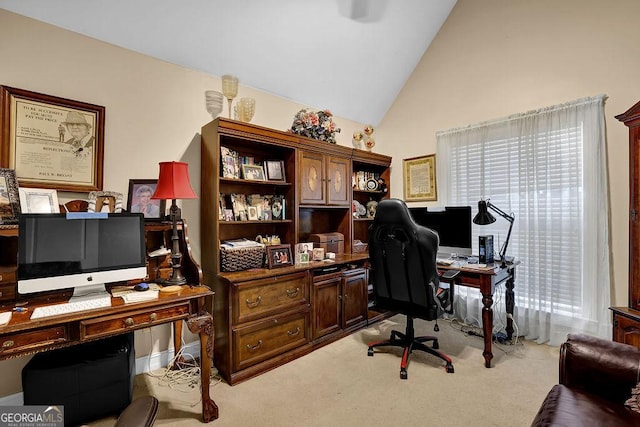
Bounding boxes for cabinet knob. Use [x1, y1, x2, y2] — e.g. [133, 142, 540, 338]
[149, 313, 157, 322]
[2, 340, 14, 350]
[125, 317, 135, 326]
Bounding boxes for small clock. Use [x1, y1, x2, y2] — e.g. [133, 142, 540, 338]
[366, 179, 378, 191]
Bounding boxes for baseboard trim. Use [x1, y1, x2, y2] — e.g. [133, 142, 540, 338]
[0, 341, 201, 406]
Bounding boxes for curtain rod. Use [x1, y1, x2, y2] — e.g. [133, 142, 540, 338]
[436, 94, 607, 137]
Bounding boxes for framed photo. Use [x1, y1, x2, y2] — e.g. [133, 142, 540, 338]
[19, 188, 60, 213]
[267, 244, 293, 269]
[88, 191, 123, 213]
[0, 86, 105, 192]
[403, 154, 437, 202]
[0, 168, 21, 224]
[220, 146, 239, 179]
[265, 160, 286, 181]
[126, 179, 166, 220]
[242, 164, 266, 181]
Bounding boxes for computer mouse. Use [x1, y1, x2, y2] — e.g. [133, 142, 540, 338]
[134, 283, 149, 292]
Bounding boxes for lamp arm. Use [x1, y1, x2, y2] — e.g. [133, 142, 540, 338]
[486, 201, 515, 224]
[487, 202, 515, 266]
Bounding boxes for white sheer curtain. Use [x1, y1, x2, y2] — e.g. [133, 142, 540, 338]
[436, 95, 610, 346]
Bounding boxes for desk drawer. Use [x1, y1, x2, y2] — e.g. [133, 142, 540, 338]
[234, 272, 308, 324]
[80, 302, 190, 339]
[0, 326, 68, 356]
[233, 311, 309, 371]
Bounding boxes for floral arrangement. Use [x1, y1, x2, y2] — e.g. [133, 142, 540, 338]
[290, 109, 341, 144]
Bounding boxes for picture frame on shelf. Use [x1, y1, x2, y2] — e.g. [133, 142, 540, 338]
[88, 191, 123, 213]
[0, 85, 105, 192]
[265, 160, 286, 181]
[403, 154, 437, 202]
[19, 188, 60, 213]
[126, 179, 166, 221]
[0, 167, 21, 224]
[267, 244, 293, 269]
[242, 164, 266, 181]
[220, 146, 240, 179]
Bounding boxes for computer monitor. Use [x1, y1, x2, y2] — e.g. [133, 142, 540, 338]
[408, 206, 472, 257]
[18, 213, 147, 297]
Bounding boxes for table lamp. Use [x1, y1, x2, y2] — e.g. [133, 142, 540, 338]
[152, 161, 198, 285]
[473, 199, 515, 267]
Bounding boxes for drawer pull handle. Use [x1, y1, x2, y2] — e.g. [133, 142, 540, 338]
[287, 327, 301, 337]
[149, 313, 157, 322]
[285, 288, 300, 298]
[125, 317, 135, 327]
[245, 296, 262, 308]
[246, 340, 263, 352]
[2, 340, 14, 350]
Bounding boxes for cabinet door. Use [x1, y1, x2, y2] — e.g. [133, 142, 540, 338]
[342, 269, 368, 329]
[326, 156, 350, 206]
[299, 151, 326, 204]
[613, 313, 640, 348]
[312, 274, 341, 339]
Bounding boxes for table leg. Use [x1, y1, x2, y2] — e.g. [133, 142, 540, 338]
[481, 292, 494, 368]
[187, 312, 219, 422]
[171, 320, 185, 368]
[505, 270, 515, 341]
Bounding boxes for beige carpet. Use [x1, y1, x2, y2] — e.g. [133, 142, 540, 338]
[91, 315, 559, 426]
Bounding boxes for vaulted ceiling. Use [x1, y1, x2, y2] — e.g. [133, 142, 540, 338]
[0, 0, 457, 125]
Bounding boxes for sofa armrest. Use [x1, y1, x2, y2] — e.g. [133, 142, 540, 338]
[560, 333, 640, 404]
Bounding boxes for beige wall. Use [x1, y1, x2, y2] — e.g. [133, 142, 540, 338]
[0, 9, 366, 396]
[377, 0, 639, 309]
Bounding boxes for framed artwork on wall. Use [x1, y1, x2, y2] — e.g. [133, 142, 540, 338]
[403, 154, 437, 202]
[0, 86, 105, 192]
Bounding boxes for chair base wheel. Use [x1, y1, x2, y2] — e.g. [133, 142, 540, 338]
[367, 347, 374, 356]
[445, 363, 454, 373]
[400, 369, 408, 380]
[432, 340, 439, 350]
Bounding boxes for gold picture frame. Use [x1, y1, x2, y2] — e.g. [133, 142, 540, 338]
[0, 86, 105, 192]
[403, 154, 437, 202]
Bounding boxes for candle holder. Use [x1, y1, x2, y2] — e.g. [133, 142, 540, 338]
[221, 75, 239, 119]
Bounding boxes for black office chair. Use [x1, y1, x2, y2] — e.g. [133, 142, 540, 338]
[367, 198, 456, 379]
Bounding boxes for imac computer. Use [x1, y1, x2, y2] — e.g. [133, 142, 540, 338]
[408, 206, 473, 258]
[18, 213, 147, 297]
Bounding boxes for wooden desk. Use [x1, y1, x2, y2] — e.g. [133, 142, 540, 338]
[0, 219, 218, 422]
[438, 261, 517, 368]
[0, 286, 219, 422]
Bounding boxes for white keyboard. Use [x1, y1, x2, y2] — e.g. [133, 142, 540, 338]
[31, 295, 112, 319]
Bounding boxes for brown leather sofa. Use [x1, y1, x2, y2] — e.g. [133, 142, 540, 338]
[532, 333, 640, 426]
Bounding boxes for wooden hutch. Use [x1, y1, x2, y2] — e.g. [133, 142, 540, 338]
[612, 100, 640, 347]
[200, 118, 391, 384]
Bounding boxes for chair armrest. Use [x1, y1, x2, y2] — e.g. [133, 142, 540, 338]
[560, 333, 640, 403]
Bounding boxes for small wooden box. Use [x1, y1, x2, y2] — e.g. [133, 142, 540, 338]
[309, 232, 344, 254]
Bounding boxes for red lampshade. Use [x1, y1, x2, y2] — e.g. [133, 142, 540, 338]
[151, 161, 198, 200]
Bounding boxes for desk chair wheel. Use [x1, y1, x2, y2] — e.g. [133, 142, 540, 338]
[400, 368, 408, 380]
[432, 339, 439, 350]
[367, 347, 374, 356]
[445, 363, 454, 373]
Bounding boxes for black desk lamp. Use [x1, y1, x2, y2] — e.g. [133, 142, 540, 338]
[151, 161, 198, 285]
[473, 200, 515, 267]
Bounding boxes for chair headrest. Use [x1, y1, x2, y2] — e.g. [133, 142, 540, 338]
[372, 199, 417, 228]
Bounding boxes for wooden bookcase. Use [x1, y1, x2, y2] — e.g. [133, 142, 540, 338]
[200, 118, 391, 384]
